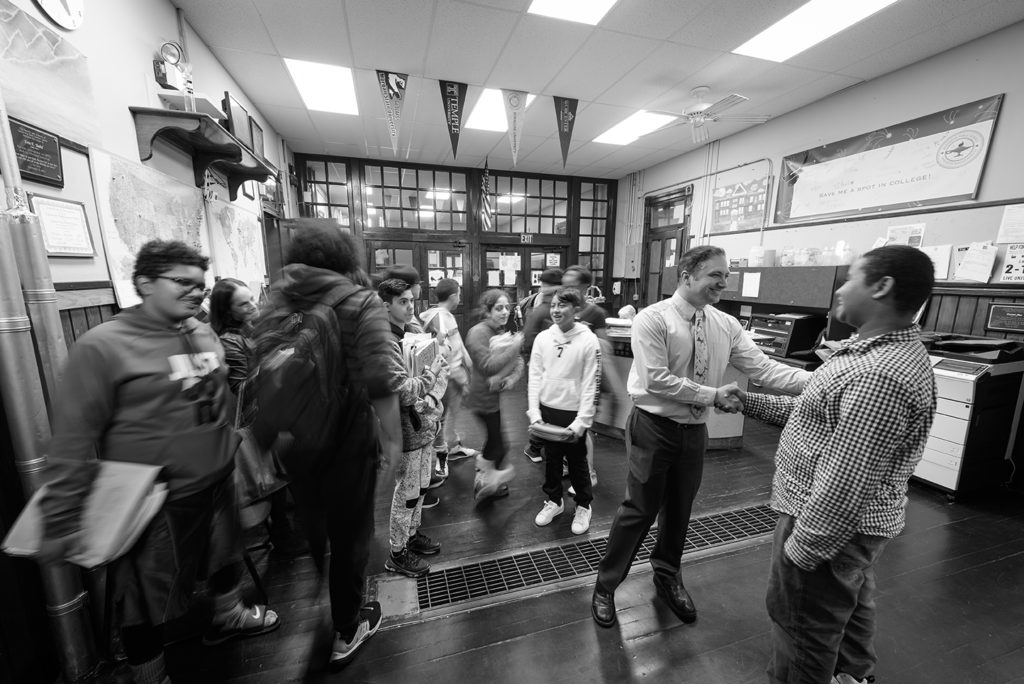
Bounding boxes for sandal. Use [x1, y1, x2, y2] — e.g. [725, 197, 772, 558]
[202, 603, 280, 646]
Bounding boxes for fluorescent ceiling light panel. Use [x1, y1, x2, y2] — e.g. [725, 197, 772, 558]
[527, 0, 618, 25]
[284, 58, 358, 114]
[732, 0, 900, 63]
[594, 111, 676, 145]
[466, 89, 537, 132]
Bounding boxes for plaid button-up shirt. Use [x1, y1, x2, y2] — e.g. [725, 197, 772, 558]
[744, 325, 937, 571]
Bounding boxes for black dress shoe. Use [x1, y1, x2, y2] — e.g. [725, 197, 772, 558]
[592, 588, 617, 627]
[653, 574, 697, 623]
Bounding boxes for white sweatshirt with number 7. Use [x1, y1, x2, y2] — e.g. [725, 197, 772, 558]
[527, 322, 601, 434]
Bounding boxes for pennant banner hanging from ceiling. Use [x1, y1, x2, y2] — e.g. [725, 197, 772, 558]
[501, 89, 528, 167]
[438, 80, 468, 159]
[552, 96, 578, 168]
[376, 70, 408, 154]
[480, 158, 493, 231]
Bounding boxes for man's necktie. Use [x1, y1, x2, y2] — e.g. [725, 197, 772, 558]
[691, 309, 708, 418]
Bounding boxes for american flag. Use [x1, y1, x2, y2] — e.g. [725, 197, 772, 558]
[480, 158, 493, 231]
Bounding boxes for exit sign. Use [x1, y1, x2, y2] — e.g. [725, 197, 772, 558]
[520, 234, 534, 244]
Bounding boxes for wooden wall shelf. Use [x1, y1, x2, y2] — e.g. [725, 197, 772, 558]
[129, 107, 275, 201]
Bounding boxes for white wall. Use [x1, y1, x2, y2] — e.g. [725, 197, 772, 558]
[3, 0, 285, 283]
[613, 20, 1024, 279]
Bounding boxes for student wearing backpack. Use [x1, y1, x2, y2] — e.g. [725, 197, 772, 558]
[419, 279, 480, 479]
[250, 224, 401, 670]
[39, 240, 280, 684]
[528, 287, 601, 535]
[379, 278, 450, 578]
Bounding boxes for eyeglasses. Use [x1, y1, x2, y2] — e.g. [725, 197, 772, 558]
[154, 275, 206, 293]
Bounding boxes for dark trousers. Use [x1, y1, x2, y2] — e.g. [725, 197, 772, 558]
[767, 514, 888, 684]
[539, 405, 592, 508]
[596, 408, 706, 593]
[291, 437, 379, 639]
[474, 410, 506, 467]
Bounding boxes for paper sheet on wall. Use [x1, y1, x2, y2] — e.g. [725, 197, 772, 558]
[995, 204, 1024, 244]
[953, 245, 971, 272]
[502, 269, 517, 285]
[1000, 243, 1024, 283]
[871, 236, 889, 249]
[499, 255, 518, 271]
[919, 244, 952, 280]
[953, 242, 997, 282]
[487, 271, 500, 286]
[742, 272, 761, 298]
[886, 223, 925, 247]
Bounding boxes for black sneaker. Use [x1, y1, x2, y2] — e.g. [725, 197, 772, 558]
[422, 493, 440, 509]
[407, 531, 441, 555]
[330, 601, 382, 668]
[524, 445, 543, 463]
[385, 548, 429, 577]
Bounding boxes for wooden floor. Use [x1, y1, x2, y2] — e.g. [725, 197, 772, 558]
[163, 388, 1024, 684]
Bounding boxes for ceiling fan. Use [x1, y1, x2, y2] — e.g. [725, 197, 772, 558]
[654, 86, 770, 144]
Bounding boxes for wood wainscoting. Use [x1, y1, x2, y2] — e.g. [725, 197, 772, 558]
[922, 282, 1024, 340]
[55, 283, 118, 348]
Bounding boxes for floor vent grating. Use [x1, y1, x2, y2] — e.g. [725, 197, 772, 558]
[417, 503, 777, 610]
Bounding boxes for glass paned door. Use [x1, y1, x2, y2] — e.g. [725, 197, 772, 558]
[369, 240, 470, 331]
[482, 246, 567, 329]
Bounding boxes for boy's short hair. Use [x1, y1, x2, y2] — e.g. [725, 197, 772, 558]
[564, 265, 592, 286]
[552, 287, 582, 309]
[540, 268, 564, 286]
[378, 278, 411, 303]
[132, 239, 209, 296]
[434, 278, 459, 302]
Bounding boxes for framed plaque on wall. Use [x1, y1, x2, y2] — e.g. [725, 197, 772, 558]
[27, 193, 95, 257]
[222, 91, 252, 149]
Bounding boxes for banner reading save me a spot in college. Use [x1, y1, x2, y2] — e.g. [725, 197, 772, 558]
[775, 95, 1003, 223]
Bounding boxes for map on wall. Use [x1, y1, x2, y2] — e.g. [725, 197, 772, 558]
[206, 199, 267, 295]
[90, 149, 208, 308]
[0, 0, 100, 146]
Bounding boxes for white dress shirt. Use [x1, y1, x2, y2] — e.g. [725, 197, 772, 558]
[627, 292, 811, 423]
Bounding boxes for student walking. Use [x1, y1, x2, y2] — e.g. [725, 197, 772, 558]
[527, 288, 601, 535]
[464, 290, 521, 502]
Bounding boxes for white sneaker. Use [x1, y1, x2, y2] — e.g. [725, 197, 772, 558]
[568, 485, 576, 496]
[831, 675, 870, 684]
[571, 505, 592, 535]
[330, 601, 382, 668]
[534, 500, 564, 526]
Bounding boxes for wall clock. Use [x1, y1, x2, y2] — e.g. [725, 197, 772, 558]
[33, 0, 85, 31]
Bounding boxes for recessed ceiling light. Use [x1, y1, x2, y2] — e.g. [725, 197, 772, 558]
[732, 0, 900, 63]
[594, 111, 677, 145]
[466, 89, 538, 132]
[284, 58, 358, 114]
[527, 0, 618, 25]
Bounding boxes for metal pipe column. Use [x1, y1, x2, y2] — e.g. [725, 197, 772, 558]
[0, 84, 98, 681]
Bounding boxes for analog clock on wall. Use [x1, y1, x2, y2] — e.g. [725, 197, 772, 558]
[33, 0, 85, 31]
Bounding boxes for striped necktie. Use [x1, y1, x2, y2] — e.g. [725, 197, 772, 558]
[691, 309, 708, 418]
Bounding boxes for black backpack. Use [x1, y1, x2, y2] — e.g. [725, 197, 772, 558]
[246, 283, 369, 473]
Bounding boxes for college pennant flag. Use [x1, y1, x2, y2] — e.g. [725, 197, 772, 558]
[376, 70, 408, 154]
[438, 80, 468, 159]
[501, 89, 528, 166]
[553, 96, 578, 168]
[480, 158, 493, 231]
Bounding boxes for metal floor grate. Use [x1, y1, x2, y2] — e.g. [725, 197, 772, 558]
[417, 503, 777, 610]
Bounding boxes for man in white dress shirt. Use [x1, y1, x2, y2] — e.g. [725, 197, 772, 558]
[592, 245, 812, 628]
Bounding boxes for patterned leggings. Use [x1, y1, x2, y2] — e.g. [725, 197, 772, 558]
[388, 444, 433, 551]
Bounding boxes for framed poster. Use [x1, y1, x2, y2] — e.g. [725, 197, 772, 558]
[27, 193, 95, 257]
[775, 95, 1003, 223]
[986, 303, 1024, 333]
[249, 117, 264, 159]
[709, 160, 771, 234]
[10, 118, 64, 187]
[222, 91, 252, 149]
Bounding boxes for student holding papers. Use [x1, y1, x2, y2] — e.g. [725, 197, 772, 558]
[37, 241, 280, 684]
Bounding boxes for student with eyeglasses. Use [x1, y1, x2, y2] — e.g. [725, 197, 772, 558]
[39, 240, 280, 684]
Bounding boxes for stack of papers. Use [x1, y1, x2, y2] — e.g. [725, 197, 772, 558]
[402, 332, 438, 376]
[3, 461, 167, 569]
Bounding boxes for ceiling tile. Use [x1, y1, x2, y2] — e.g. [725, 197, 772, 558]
[212, 48, 305, 110]
[423, 0, 521, 84]
[176, 0, 277, 54]
[593, 41, 720, 109]
[345, 0, 436, 72]
[486, 14, 593, 91]
[545, 30, 661, 102]
[671, 0, 806, 51]
[256, 103, 317, 140]
[601, 0, 715, 40]
[251, 0, 353, 64]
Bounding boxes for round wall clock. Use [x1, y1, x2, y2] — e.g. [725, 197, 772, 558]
[33, 0, 85, 31]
